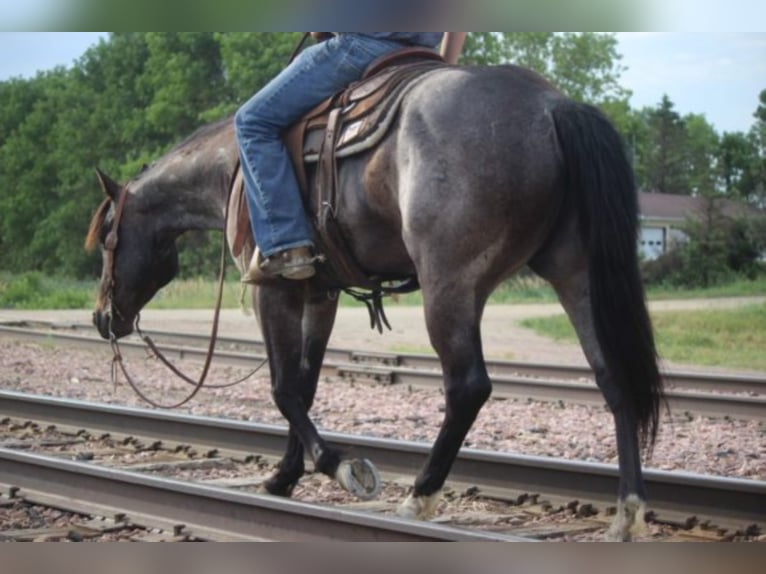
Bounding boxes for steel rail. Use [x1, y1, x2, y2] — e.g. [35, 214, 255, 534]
[4, 321, 766, 394]
[1, 391, 763, 530]
[1, 325, 763, 420]
[0, 448, 524, 542]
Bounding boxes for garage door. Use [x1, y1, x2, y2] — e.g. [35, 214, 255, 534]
[639, 227, 665, 260]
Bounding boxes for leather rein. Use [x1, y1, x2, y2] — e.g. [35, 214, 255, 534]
[104, 169, 265, 409]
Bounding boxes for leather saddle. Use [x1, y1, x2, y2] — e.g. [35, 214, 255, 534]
[228, 47, 446, 292]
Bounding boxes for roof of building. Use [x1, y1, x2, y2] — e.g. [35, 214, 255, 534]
[638, 192, 763, 221]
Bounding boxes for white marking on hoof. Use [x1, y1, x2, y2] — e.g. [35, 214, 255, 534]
[606, 494, 648, 541]
[396, 491, 441, 520]
[256, 483, 270, 495]
[335, 458, 381, 500]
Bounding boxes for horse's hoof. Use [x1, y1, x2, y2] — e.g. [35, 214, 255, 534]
[606, 494, 647, 541]
[335, 458, 381, 500]
[396, 492, 441, 520]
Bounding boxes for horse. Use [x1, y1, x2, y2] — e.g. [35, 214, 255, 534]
[86, 63, 664, 541]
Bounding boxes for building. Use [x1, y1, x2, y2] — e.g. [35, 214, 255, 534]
[638, 192, 762, 260]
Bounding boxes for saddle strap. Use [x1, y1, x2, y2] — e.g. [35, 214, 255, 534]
[316, 108, 378, 290]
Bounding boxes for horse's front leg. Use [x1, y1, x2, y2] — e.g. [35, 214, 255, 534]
[255, 283, 334, 495]
[255, 284, 380, 499]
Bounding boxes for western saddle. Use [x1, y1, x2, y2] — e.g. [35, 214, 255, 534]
[228, 47, 447, 327]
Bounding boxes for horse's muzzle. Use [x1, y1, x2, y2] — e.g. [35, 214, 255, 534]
[93, 309, 133, 340]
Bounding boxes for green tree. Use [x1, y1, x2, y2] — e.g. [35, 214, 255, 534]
[0, 78, 42, 148]
[684, 114, 720, 197]
[461, 32, 628, 106]
[714, 90, 766, 207]
[140, 33, 225, 139]
[747, 89, 766, 207]
[0, 68, 74, 272]
[549, 33, 628, 104]
[214, 32, 301, 117]
[719, 132, 754, 199]
[639, 95, 689, 195]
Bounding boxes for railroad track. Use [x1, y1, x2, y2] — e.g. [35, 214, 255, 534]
[0, 391, 763, 542]
[1, 322, 765, 420]
[1, 449, 521, 542]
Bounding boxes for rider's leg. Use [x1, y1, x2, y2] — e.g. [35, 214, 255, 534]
[235, 34, 408, 281]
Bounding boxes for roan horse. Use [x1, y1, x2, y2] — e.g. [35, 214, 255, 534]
[86, 63, 664, 541]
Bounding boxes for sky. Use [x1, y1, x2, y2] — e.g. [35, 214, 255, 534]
[615, 32, 765, 134]
[0, 31, 764, 134]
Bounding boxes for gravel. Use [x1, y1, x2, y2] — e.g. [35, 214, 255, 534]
[1, 337, 763, 481]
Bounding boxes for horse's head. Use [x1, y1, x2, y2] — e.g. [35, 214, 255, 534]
[86, 168, 179, 340]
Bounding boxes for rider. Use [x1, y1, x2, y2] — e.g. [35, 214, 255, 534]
[235, 32, 444, 283]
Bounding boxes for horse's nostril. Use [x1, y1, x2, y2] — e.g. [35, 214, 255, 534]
[92, 310, 111, 339]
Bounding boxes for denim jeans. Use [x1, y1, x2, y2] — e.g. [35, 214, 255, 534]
[235, 34, 416, 258]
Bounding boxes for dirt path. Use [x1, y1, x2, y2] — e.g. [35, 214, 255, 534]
[2, 296, 763, 372]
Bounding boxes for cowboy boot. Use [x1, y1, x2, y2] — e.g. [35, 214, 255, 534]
[242, 246, 316, 284]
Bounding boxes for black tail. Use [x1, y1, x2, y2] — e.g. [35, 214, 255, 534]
[551, 101, 664, 446]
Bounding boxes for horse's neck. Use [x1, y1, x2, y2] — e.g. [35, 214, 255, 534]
[136, 159, 233, 233]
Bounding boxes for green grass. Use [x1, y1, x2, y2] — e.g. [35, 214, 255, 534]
[0, 272, 92, 310]
[143, 276, 248, 310]
[646, 277, 766, 300]
[520, 303, 766, 371]
[1, 272, 764, 311]
[342, 274, 766, 308]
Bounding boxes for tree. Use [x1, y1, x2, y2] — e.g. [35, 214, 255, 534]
[139, 33, 226, 139]
[0, 78, 42, 148]
[684, 113, 719, 197]
[746, 89, 766, 207]
[639, 95, 689, 195]
[717, 89, 765, 206]
[719, 131, 754, 199]
[461, 33, 629, 106]
[214, 33, 301, 118]
[548, 33, 628, 105]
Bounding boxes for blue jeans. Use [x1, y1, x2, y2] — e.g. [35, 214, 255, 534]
[235, 34, 410, 258]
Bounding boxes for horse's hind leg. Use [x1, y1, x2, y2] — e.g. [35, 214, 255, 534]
[255, 285, 381, 500]
[397, 281, 492, 519]
[539, 267, 649, 541]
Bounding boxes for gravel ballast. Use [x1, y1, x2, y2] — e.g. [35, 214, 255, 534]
[0, 332, 762, 481]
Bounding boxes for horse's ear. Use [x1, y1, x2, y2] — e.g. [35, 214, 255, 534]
[95, 167, 121, 201]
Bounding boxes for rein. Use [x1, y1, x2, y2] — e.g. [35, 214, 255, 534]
[105, 167, 265, 409]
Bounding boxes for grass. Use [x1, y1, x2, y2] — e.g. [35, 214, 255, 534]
[645, 277, 766, 301]
[520, 303, 766, 371]
[2, 272, 764, 311]
[338, 274, 559, 307]
[0, 272, 92, 310]
[143, 276, 248, 310]
[343, 275, 766, 308]
[3, 270, 764, 370]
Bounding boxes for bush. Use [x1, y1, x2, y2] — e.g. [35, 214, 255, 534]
[641, 199, 766, 288]
[0, 272, 91, 309]
[0, 272, 45, 308]
[641, 249, 684, 285]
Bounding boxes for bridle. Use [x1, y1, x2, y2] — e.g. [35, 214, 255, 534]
[103, 171, 265, 410]
[101, 182, 129, 323]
